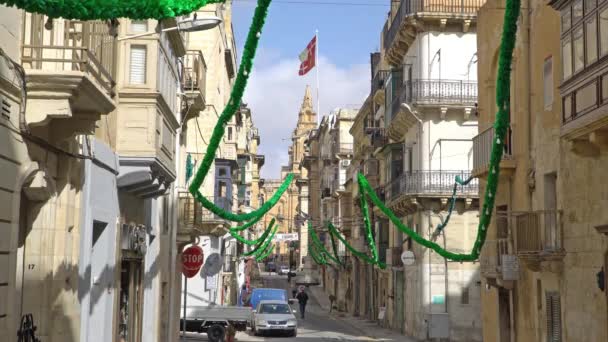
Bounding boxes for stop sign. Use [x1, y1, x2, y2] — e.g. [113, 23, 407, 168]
[182, 245, 204, 278]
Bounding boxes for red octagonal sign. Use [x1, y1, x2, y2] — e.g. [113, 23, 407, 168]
[182, 245, 204, 278]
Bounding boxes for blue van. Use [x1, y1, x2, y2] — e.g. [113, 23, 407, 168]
[249, 288, 288, 311]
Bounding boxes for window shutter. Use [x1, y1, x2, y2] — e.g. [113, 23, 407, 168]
[130, 20, 148, 33]
[544, 57, 553, 109]
[129, 46, 147, 84]
[546, 292, 562, 342]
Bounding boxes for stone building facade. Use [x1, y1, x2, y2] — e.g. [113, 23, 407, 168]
[477, 0, 608, 340]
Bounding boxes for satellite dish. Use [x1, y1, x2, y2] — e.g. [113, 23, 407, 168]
[201, 253, 223, 277]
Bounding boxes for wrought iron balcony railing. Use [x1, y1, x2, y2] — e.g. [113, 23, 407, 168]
[404, 79, 477, 106]
[385, 0, 485, 51]
[384, 170, 478, 202]
[472, 125, 513, 171]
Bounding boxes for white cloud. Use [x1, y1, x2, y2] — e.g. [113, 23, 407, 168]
[243, 54, 369, 179]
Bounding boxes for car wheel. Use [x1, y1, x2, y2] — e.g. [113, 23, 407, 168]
[290, 330, 297, 337]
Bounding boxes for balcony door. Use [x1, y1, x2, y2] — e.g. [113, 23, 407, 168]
[118, 259, 143, 342]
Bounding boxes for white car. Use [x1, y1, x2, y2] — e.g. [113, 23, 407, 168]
[278, 265, 290, 275]
[252, 300, 298, 337]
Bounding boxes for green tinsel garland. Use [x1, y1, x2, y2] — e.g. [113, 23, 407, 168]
[13, 0, 521, 261]
[309, 226, 341, 265]
[0, 0, 225, 19]
[308, 243, 326, 265]
[229, 216, 275, 246]
[327, 224, 344, 266]
[327, 222, 385, 268]
[242, 220, 278, 257]
[256, 244, 275, 262]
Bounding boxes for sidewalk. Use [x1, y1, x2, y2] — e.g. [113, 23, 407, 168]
[307, 285, 420, 342]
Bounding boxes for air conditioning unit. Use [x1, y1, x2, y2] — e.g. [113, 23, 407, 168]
[341, 160, 351, 167]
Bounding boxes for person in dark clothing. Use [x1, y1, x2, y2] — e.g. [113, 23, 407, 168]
[292, 288, 297, 298]
[295, 287, 309, 319]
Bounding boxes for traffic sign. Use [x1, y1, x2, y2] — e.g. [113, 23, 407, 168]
[401, 250, 415, 266]
[182, 245, 204, 278]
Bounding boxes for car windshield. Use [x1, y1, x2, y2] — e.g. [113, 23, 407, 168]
[259, 303, 291, 314]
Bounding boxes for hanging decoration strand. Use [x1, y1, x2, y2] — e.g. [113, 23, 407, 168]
[326, 222, 383, 267]
[0, 0, 227, 20]
[256, 244, 276, 262]
[309, 226, 341, 265]
[432, 175, 474, 237]
[242, 219, 278, 256]
[229, 217, 276, 246]
[327, 223, 344, 266]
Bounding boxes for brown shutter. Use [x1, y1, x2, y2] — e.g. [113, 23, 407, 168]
[546, 292, 562, 342]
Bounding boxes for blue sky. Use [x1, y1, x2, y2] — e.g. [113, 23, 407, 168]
[231, 0, 389, 179]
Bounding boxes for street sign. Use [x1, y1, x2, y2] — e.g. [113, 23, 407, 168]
[275, 233, 299, 241]
[201, 253, 222, 277]
[401, 250, 415, 266]
[182, 245, 204, 278]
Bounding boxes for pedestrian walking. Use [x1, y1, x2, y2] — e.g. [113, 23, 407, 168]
[295, 286, 309, 319]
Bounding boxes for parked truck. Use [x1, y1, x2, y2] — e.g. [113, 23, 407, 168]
[180, 306, 251, 342]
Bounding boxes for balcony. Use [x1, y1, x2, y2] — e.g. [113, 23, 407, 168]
[21, 45, 116, 127]
[333, 143, 354, 156]
[560, 75, 608, 156]
[181, 50, 207, 118]
[404, 79, 477, 108]
[499, 210, 565, 271]
[383, 170, 479, 215]
[472, 125, 516, 178]
[178, 192, 232, 240]
[332, 178, 345, 194]
[372, 70, 391, 105]
[384, 0, 484, 66]
[480, 238, 517, 288]
[363, 158, 380, 188]
[366, 128, 389, 150]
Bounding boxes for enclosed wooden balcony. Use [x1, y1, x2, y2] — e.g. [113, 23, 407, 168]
[178, 192, 232, 240]
[472, 125, 516, 179]
[384, 0, 484, 66]
[498, 210, 565, 272]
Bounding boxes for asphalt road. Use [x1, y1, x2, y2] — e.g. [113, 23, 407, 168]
[180, 273, 377, 341]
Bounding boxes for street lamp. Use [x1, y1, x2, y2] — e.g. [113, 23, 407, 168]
[118, 16, 223, 41]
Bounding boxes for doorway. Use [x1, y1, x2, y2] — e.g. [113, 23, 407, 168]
[118, 259, 143, 342]
[393, 271, 404, 333]
[498, 288, 511, 342]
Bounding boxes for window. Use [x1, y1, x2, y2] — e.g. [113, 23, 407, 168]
[562, 37, 572, 79]
[544, 57, 554, 110]
[573, 26, 584, 72]
[602, 75, 608, 101]
[162, 196, 169, 234]
[218, 181, 227, 197]
[545, 292, 562, 342]
[130, 20, 148, 33]
[585, 0, 596, 13]
[573, 0, 583, 23]
[586, 17, 598, 65]
[563, 95, 573, 122]
[601, 8, 608, 55]
[228, 127, 233, 141]
[575, 81, 597, 112]
[129, 45, 147, 84]
[562, 8, 572, 32]
[219, 168, 227, 177]
[461, 286, 470, 305]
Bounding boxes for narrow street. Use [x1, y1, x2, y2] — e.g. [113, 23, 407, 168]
[180, 272, 405, 342]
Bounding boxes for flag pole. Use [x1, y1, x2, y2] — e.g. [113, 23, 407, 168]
[316, 29, 320, 126]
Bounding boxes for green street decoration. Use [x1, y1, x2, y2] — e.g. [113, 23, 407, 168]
[242, 220, 278, 257]
[11, 0, 520, 262]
